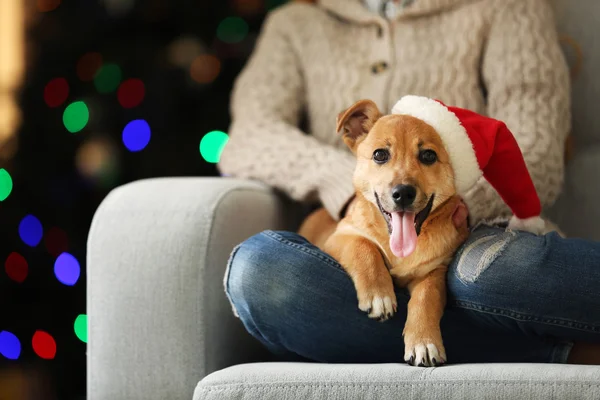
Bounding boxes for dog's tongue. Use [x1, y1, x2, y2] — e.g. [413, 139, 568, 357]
[389, 212, 417, 258]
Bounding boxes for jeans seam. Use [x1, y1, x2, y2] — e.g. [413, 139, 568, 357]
[261, 230, 346, 273]
[453, 299, 600, 333]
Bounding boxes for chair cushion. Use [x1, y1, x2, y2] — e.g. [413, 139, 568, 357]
[194, 362, 600, 400]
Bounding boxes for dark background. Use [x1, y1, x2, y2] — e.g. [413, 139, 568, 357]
[0, 0, 285, 398]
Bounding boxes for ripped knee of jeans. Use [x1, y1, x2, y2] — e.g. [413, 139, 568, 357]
[455, 230, 517, 284]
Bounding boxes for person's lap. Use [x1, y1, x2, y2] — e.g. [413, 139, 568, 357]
[224, 223, 600, 364]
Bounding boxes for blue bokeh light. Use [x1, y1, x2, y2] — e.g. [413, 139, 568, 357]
[54, 252, 81, 286]
[0, 331, 21, 360]
[122, 119, 151, 152]
[18, 214, 43, 247]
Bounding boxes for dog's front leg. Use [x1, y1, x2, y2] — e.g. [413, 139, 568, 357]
[403, 267, 447, 367]
[325, 234, 397, 321]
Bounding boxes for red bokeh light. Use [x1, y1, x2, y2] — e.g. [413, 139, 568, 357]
[117, 79, 146, 108]
[77, 52, 103, 82]
[4, 252, 28, 283]
[32, 331, 57, 360]
[44, 227, 69, 257]
[43, 78, 69, 108]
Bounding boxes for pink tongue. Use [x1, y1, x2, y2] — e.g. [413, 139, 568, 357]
[389, 212, 417, 258]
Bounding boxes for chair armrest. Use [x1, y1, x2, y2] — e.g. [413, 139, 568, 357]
[87, 177, 302, 400]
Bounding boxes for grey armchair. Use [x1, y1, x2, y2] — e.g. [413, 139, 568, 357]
[87, 178, 300, 399]
[88, 1, 600, 399]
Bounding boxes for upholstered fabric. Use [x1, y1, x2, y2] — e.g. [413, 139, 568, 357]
[546, 0, 600, 240]
[87, 178, 301, 400]
[194, 362, 600, 399]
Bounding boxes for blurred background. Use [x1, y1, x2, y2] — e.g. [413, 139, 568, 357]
[0, 0, 286, 398]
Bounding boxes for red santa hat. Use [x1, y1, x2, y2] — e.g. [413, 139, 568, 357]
[391, 95, 546, 234]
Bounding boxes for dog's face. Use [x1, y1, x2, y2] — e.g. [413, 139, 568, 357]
[337, 99, 457, 257]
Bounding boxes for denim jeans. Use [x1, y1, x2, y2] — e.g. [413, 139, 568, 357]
[224, 224, 600, 364]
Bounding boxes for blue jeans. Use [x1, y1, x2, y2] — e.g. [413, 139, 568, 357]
[224, 224, 600, 364]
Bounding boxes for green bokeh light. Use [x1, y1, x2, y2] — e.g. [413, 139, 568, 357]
[74, 314, 87, 343]
[217, 17, 249, 44]
[0, 169, 13, 201]
[94, 63, 122, 93]
[200, 131, 229, 163]
[63, 101, 89, 133]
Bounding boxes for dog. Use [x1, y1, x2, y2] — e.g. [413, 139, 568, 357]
[298, 99, 470, 367]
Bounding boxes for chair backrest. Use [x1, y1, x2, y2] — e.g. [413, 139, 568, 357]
[551, 0, 600, 146]
[547, 0, 600, 239]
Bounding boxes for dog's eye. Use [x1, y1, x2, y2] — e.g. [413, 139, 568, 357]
[419, 149, 437, 165]
[373, 149, 389, 164]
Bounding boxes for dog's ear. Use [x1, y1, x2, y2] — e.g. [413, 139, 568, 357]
[336, 100, 381, 151]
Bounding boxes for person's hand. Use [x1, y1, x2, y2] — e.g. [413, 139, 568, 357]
[452, 198, 469, 231]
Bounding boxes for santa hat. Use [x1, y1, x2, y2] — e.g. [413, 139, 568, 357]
[391, 95, 546, 234]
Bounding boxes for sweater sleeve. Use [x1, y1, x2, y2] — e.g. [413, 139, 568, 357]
[217, 8, 356, 220]
[475, 0, 571, 217]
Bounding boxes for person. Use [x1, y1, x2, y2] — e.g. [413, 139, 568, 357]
[217, 0, 600, 365]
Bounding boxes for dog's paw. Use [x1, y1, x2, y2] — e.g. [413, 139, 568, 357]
[357, 291, 397, 321]
[404, 341, 446, 367]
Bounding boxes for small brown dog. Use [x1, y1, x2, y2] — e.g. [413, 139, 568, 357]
[299, 99, 470, 367]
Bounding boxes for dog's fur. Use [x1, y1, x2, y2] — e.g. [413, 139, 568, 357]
[298, 99, 470, 367]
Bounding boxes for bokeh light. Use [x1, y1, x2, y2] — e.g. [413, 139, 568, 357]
[76, 137, 119, 186]
[75, 136, 119, 187]
[200, 130, 229, 163]
[19, 215, 43, 247]
[44, 227, 68, 257]
[0, 169, 13, 201]
[37, 0, 61, 12]
[54, 252, 80, 286]
[190, 55, 221, 84]
[0, 96, 20, 150]
[77, 52, 103, 82]
[232, 0, 264, 17]
[122, 119, 151, 152]
[117, 78, 145, 108]
[63, 101, 89, 133]
[0, 331, 21, 360]
[4, 252, 28, 283]
[217, 17, 249, 44]
[94, 63, 122, 93]
[74, 314, 87, 343]
[32, 331, 56, 360]
[168, 36, 205, 68]
[43, 78, 69, 108]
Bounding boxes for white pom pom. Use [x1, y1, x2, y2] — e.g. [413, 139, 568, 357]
[507, 215, 547, 235]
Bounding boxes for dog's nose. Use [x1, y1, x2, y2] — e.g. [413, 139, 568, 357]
[391, 185, 417, 208]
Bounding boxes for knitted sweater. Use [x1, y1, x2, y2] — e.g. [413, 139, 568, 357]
[218, 0, 571, 225]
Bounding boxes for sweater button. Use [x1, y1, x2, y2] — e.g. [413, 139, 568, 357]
[371, 61, 389, 74]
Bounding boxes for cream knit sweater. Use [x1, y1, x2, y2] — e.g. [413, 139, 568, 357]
[218, 0, 571, 225]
